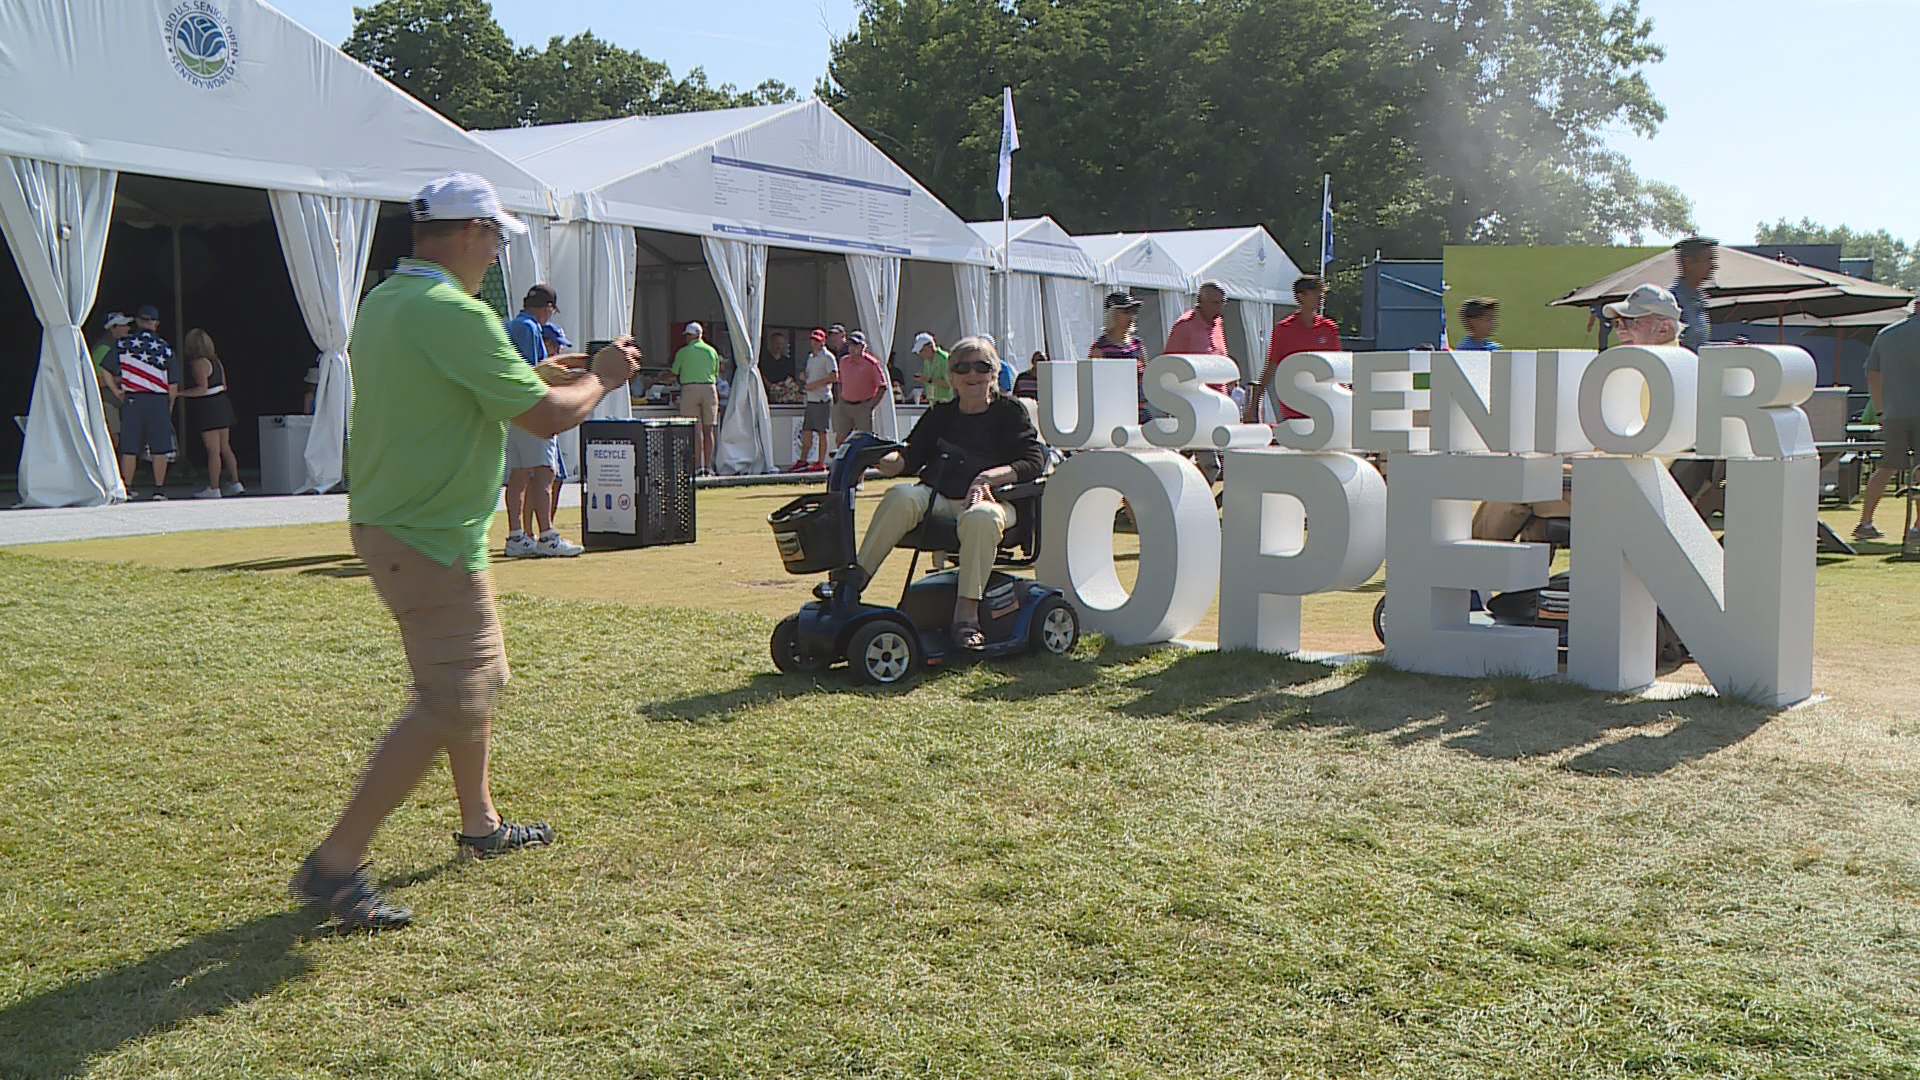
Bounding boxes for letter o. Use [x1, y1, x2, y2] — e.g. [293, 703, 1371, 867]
[1037, 449, 1220, 644]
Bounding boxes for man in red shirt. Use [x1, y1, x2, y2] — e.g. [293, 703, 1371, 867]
[832, 329, 888, 442]
[1247, 274, 1342, 422]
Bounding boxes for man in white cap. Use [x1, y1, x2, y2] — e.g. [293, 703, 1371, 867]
[91, 311, 134, 439]
[912, 332, 950, 406]
[1606, 283, 1684, 347]
[671, 321, 722, 475]
[292, 172, 640, 930]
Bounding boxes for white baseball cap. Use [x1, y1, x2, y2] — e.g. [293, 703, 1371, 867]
[409, 172, 527, 235]
[1604, 283, 1683, 322]
[103, 311, 133, 328]
[683, 321, 703, 337]
[912, 332, 936, 352]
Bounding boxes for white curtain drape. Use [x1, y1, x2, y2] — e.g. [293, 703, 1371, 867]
[706, 236, 773, 475]
[549, 221, 637, 477]
[1041, 275, 1098, 375]
[0, 157, 121, 507]
[270, 191, 378, 494]
[953, 262, 992, 339]
[499, 216, 551, 325]
[1237, 300, 1274, 385]
[846, 253, 902, 439]
[1003, 272, 1045, 376]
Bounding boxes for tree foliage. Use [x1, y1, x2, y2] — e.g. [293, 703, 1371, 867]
[822, 0, 1695, 277]
[344, 0, 796, 129]
[1754, 218, 1920, 290]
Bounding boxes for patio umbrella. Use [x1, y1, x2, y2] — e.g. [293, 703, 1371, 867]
[1550, 247, 1851, 309]
[1773, 305, 1913, 338]
[1706, 281, 1912, 325]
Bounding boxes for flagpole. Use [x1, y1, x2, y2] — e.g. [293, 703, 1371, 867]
[1319, 173, 1331, 280]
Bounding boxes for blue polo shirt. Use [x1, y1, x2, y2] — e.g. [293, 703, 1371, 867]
[504, 310, 543, 366]
[1456, 337, 1501, 351]
[1672, 279, 1710, 352]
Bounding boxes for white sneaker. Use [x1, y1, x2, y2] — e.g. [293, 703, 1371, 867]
[535, 530, 585, 557]
[503, 532, 537, 557]
[222, 482, 245, 496]
[193, 487, 221, 499]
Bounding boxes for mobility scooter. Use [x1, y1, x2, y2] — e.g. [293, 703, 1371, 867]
[765, 433, 1079, 685]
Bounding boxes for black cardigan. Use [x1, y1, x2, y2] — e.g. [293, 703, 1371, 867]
[897, 396, 1047, 485]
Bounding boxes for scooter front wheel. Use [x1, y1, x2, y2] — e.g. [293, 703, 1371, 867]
[848, 618, 919, 686]
[771, 615, 827, 674]
[1030, 596, 1080, 656]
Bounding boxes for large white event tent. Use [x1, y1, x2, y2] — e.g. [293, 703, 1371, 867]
[1140, 227, 1304, 381]
[1075, 232, 1197, 351]
[0, 0, 554, 505]
[476, 101, 995, 474]
[968, 217, 1101, 371]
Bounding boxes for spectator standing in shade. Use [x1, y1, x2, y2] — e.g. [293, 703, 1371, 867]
[1455, 297, 1502, 350]
[92, 311, 133, 439]
[1586, 302, 1614, 350]
[1090, 291, 1149, 420]
[791, 327, 836, 471]
[672, 322, 723, 476]
[914, 332, 951, 405]
[101, 303, 180, 499]
[180, 329, 243, 499]
[500, 284, 579, 556]
[760, 329, 794, 386]
[292, 171, 640, 929]
[1015, 352, 1045, 399]
[825, 323, 850, 360]
[1854, 307, 1920, 542]
[1250, 275, 1341, 423]
[1672, 236, 1718, 352]
[832, 329, 887, 442]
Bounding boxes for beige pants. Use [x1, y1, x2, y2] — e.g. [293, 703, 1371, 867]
[856, 483, 1013, 600]
[678, 382, 718, 425]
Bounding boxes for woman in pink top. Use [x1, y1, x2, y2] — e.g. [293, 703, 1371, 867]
[1090, 291, 1149, 422]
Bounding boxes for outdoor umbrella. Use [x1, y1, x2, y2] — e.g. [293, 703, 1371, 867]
[1550, 247, 1852, 309]
[1773, 305, 1913, 338]
[1706, 280, 1912, 326]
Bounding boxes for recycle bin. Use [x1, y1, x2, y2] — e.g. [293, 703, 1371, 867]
[257, 414, 313, 494]
[579, 418, 697, 550]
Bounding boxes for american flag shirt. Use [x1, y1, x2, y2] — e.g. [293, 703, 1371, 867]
[107, 330, 178, 394]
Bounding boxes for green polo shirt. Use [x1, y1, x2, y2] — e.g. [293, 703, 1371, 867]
[346, 258, 549, 569]
[672, 339, 722, 384]
[923, 347, 953, 403]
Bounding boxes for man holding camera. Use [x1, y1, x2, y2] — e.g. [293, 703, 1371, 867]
[292, 173, 640, 930]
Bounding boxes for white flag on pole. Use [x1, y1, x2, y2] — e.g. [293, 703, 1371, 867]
[997, 86, 1019, 209]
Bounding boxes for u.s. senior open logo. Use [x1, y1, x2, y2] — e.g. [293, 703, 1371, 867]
[165, 1, 239, 90]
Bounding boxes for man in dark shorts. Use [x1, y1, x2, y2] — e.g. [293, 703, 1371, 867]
[291, 172, 640, 929]
[1855, 306, 1920, 542]
[791, 327, 836, 471]
[100, 304, 180, 499]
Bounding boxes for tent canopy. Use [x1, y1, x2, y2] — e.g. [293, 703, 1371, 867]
[968, 217, 1099, 279]
[1550, 246, 1891, 307]
[1075, 232, 1196, 293]
[477, 101, 991, 265]
[1139, 226, 1302, 305]
[0, 0, 551, 212]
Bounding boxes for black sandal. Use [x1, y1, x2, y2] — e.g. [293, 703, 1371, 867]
[455, 820, 556, 860]
[292, 855, 412, 930]
[951, 620, 987, 651]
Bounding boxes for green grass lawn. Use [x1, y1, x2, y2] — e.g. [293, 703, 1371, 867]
[3, 551, 1920, 1077]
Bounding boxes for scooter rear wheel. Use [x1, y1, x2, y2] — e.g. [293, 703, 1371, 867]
[848, 618, 918, 686]
[771, 615, 827, 674]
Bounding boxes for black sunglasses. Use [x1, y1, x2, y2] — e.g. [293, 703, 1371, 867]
[948, 359, 996, 374]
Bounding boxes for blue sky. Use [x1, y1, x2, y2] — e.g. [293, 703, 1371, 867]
[270, 0, 1920, 246]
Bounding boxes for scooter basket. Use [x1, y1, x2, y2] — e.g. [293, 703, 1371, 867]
[767, 491, 853, 574]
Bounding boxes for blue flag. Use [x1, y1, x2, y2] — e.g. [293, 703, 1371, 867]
[1320, 176, 1334, 270]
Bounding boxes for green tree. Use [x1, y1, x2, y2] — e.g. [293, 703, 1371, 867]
[1754, 218, 1920, 290]
[824, 0, 1696, 322]
[346, 2, 796, 129]
[344, 0, 519, 129]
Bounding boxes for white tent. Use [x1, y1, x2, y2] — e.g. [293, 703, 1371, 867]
[969, 217, 1100, 372]
[478, 101, 994, 473]
[1075, 232, 1197, 353]
[0, 0, 554, 505]
[1141, 227, 1304, 381]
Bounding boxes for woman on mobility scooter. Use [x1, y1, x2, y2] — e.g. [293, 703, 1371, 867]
[847, 336, 1048, 649]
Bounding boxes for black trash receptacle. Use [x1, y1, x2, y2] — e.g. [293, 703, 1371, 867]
[579, 418, 697, 550]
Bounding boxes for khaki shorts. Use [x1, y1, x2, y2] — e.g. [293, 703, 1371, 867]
[679, 382, 718, 425]
[351, 524, 508, 735]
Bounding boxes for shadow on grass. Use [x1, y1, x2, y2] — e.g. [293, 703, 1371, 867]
[0, 865, 456, 1078]
[636, 672, 808, 723]
[193, 554, 369, 578]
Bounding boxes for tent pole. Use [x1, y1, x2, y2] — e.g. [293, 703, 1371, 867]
[172, 224, 188, 483]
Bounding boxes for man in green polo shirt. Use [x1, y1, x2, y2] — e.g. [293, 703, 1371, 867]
[292, 172, 640, 930]
[913, 332, 951, 404]
[671, 321, 723, 475]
